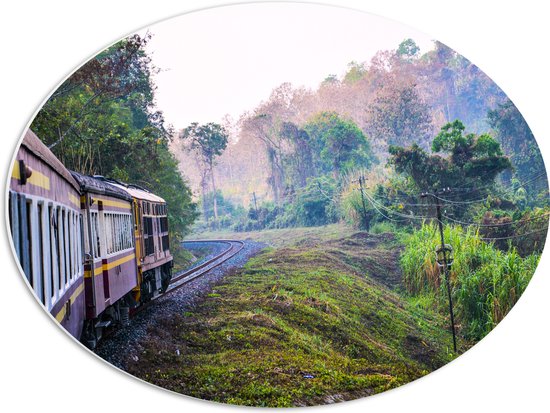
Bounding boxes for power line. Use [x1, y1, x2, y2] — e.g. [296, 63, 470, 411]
[477, 226, 549, 241]
[361, 190, 407, 223]
[429, 171, 548, 205]
[441, 212, 550, 228]
[362, 190, 431, 221]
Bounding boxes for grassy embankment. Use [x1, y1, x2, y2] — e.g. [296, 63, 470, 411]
[127, 224, 459, 406]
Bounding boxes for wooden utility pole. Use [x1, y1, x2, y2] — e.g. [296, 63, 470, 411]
[423, 188, 457, 353]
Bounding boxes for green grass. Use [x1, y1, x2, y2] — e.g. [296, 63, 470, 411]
[400, 223, 540, 340]
[171, 242, 196, 273]
[185, 223, 352, 248]
[126, 229, 458, 407]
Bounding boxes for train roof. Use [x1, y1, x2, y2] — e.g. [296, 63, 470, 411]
[21, 129, 80, 192]
[110, 182, 166, 203]
[70, 171, 133, 202]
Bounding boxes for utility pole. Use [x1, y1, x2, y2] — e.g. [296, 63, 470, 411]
[358, 175, 370, 230]
[422, 188, 458, 353]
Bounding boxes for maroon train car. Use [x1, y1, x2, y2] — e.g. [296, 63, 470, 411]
[70, 172, 139, 348]
[8, 129, 86, 340]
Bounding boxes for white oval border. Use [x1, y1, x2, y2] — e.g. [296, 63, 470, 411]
[1, 1, 549, 412]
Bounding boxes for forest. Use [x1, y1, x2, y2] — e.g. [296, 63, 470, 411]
[31, 34, 198, 241]
[175, 40, 547, 243]
[174, 38, 549, 342]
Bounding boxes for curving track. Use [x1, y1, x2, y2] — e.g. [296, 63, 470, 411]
[163, 240, 245, 296]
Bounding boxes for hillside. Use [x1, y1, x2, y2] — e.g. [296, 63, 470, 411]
[126, 226, 460, 406]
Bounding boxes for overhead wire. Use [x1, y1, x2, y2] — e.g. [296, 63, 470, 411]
[361, 188, 431, 221]
[441, 212, 550, 228]
[428, 171, 548, 205]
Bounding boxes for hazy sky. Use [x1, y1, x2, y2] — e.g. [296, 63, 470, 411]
[142, 3, 434, 130]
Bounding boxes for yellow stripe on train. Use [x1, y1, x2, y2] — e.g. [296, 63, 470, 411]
[68, 193, 80, 207]
[91, 197, 131, 210]
[85, 253, 136, 278]
[54, 282, 85, 322]
[12, 160, 51, 190]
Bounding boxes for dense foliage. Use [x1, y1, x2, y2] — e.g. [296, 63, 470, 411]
[31, 34, 198, 237]
[401, 223, 540, 340]
[389, 120, 512, 193]
[488, 98, 548, 201]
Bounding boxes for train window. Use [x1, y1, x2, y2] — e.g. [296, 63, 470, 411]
[111, 213, 116, 253]
[162, 234, 169, 251]
[116, 215, 121, 251]
[8, 192, 18, 257]
[79, 215, 84, 266]
[58, 208, 66, 290]
[53, 207, 62, 295]
[67, 210, 73, 283]
[160, 216, 168, 233]
[40, 203, 52, 308]
[104, 213, 133, 256]
[72, 212, 77, 280]
[120, 215, 125, 249]
[49, 206, 57, 302]
[106, 213, 112, 254]
[25, 199, 34, 288]
[91, 212, 100, 259]
[143, 217, 154, 255]
[63, 209, 69, 288]
[37, 203, 45, 304]
[67, 211, 71, 282]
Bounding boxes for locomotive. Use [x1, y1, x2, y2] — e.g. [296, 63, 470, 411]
[8, 129, 173, 348]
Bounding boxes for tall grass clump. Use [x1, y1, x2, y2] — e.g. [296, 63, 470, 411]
[401, 223, 541, 340]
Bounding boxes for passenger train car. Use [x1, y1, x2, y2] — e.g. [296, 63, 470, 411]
[108, 181, 173, 303]
[8, 129, 173, 348]
[9, 130, 85, 339]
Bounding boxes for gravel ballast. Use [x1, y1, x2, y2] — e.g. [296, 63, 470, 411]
[94, 240, 265, 369]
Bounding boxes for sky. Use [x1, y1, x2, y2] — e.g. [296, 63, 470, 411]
[140, 2, 434, 131]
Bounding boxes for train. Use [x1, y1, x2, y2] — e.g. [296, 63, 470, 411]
[8, 129, 173, 348]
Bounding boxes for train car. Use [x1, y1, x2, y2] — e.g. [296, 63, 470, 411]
[108, 181, 173, 303]
[70, 172, 139, 348]
[8, 129, 86, 340]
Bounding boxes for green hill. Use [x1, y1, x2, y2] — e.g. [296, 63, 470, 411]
[127, 226, 459, 406]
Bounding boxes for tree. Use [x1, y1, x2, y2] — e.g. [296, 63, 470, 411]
[280, 122, 315, 188]
[305, 112, 375, 177]
[31, 33, 198, 238]
[239, 83, 314, 204]
[367, 81, 433, 150]
[488, 99, 547, 202]
[389, 120, 512, 195]
[180, 122, 228, 225]
[397, 38, 420, 59]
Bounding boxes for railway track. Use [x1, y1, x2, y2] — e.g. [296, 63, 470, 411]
[163, 239, 245, 296]
[109, 240, 246, 336]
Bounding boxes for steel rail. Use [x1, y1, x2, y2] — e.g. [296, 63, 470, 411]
[164, 240, 245, 294]
[132, 240, 245, 313]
